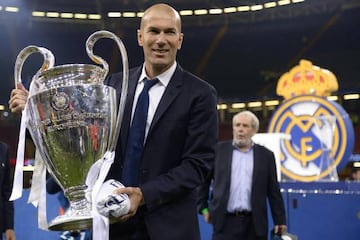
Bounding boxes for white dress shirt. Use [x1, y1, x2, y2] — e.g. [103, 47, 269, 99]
[132, 62, 177, 140]
[227, 142, 254, 212]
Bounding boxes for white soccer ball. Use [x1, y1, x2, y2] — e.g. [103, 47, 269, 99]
[96, 179, 131, 218]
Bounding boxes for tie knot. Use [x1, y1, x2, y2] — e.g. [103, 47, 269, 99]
[143, 78, 158, 92]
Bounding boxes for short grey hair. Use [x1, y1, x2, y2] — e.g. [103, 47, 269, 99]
[233, 110, 259, 132]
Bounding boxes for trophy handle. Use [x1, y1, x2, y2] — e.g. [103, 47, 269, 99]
[86, 30, 129, 152]
[14, 45, 55, 89]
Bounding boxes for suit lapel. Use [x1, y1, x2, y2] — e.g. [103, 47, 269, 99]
[120, 67, 142, 157]
[252, 144, 259, 190]
[222, 141, 234, 204]
[148, 65, 184, 133]
[224, 142, 233, 182]
[120, 65, 184, 154]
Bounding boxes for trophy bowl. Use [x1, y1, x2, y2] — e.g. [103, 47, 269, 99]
[27, 64, 116, 231]
[14, 31, 129, 231]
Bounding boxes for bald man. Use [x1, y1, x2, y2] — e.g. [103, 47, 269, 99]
[104, 3, 218, 240]
[9, 3, 218, 240]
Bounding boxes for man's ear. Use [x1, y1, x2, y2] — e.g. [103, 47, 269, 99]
[137, 29, 143, 46]
[177, 33, 184, 50]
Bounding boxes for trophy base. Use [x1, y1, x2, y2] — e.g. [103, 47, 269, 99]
[48, 207, 92, 231]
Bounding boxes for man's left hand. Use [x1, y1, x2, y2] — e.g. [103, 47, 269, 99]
[274, 224, 287, 235]
[5, 229, 16, 240]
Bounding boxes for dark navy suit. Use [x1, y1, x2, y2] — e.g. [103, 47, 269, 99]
[105, 64, 218, 240]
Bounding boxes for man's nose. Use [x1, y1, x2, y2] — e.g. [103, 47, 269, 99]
[156, 32, 166, 44]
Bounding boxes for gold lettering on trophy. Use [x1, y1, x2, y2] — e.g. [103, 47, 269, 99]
[36, 112, 108, 132]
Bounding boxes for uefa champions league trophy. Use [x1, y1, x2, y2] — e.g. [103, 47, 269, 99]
[13, 30, 128, 231]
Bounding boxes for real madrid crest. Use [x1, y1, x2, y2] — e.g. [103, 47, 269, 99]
[268, 60, 354, 182]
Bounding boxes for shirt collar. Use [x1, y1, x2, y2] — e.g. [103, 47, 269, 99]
[232, 140, 254, 153]
[139, 61, 177, 87]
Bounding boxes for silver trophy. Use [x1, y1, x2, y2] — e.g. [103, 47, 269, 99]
[14, 31, 128, 231]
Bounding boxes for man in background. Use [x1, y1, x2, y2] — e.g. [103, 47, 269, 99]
[0, 141, 16, 240]
[198, 111, 286, 240]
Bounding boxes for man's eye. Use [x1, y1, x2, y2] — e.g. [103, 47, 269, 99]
[148, 29, 158, 34]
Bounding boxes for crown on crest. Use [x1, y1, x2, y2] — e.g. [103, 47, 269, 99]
[277, 59, 338, 100]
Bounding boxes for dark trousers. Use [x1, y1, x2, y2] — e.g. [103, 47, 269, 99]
[212, 214, 266, 240]
[109, 210, 150, 240]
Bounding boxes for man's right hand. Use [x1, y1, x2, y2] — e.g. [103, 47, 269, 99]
[113, 186, 144, 222]
[8, 83, 29, 113]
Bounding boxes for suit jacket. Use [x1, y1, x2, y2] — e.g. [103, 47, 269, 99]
[0, 142, 14, 234]
[105, 64, 218, 240]
[199, 140, 286, 237]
